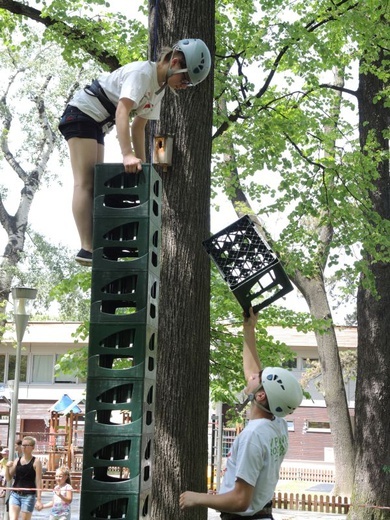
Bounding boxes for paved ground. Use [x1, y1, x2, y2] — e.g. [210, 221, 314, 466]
[208, 509, 346, 519]
[0, 492, 81, 519]
[0, 492, 347, 519]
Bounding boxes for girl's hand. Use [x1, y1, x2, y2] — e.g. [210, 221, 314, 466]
[122, 153, 142, 173]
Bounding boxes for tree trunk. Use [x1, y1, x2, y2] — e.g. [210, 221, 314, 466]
[294, 272, 355, 496]
[149, 1, 215, 519]
[0, 68, 56, 319]
[350, 52, 390, 520]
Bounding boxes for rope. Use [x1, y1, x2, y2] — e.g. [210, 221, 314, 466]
[354, 504, 390, 511]
[152, 0, 159, 62]
[149, 0, 160, 164]
[2, 486, 81, 494]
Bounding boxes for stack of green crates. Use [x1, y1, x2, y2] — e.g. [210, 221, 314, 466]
[80, 164, 161, 520]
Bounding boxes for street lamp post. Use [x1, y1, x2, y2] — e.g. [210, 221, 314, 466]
[3, 287, 37, 520]
[8, 288, 37, 459]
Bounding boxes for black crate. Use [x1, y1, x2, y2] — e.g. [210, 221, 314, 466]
[203, 215, 293, 313]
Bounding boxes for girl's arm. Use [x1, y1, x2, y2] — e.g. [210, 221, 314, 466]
[40, 500, 54, 509]
[57, 485, 73, 504]
[116, 98, 143, 171]
[243, 307, 261, 382]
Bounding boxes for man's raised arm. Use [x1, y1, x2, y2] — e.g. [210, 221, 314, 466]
[243, 307, 261, 383]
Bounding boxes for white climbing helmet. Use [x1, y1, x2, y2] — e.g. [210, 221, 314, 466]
[261, 367, 303, 418]
[173, 38, 211, 85]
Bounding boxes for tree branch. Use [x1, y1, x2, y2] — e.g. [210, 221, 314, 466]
[212, 0, 360, 140]
[0, 0, 120, 70]
[319, 83, 357, 97]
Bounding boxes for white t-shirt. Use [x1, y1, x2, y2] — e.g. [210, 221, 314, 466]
[219, 417, 288, 516]
[51, 483, 73, 518]
[69, 61, 165, 130]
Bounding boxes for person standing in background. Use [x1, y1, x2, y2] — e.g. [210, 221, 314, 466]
[0, 448, 9, 497]
[38, 466, 73, 519]
[5, 436, 43, 519]
[15, 440, 23, 459]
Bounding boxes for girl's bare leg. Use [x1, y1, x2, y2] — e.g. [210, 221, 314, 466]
[68, 137, 104, 252]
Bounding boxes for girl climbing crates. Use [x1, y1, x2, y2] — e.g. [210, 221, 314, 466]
[59, 38, 211, 266]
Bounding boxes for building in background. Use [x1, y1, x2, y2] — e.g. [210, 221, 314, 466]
[0, 322, 356, 469]
[0, 322, 86, 460]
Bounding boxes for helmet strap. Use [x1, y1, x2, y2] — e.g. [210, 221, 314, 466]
[236, 383, 273, 418]
[250, 384, 275, 419]
[155, 47, 189, 95]
[155, 67, 188, 95]
[253, 399, 274, 419]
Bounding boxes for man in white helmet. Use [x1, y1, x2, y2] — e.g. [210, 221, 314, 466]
[58, 38, 211, 266]
[180, 308, 303, 519]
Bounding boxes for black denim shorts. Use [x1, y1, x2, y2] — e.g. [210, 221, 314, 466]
[58, 105, 105, 144]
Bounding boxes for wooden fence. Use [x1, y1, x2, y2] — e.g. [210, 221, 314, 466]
[273, 492, 350, 514]
[278, 466, 335, 483]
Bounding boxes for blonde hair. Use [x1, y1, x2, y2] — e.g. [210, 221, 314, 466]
[159, 46, 186, 67]
[56, 465, 71, 485]
[23, 436, 36, 447]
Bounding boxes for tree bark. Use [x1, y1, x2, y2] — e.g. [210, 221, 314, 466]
[149, 1, 215, 518]
[294, 272, 355, 496]
[351, 50, 390, 520]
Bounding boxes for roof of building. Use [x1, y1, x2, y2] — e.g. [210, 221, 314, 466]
[1, 321, 357, 349]
[2, 322, 86, 345]
[267, 325, 356, 349]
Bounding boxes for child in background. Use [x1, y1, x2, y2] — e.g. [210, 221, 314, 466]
[15, 440, 23, 459]
[39, 466, 73, 519]
[0, 448, 9, 498]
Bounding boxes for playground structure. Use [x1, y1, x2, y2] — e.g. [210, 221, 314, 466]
[46, 393, 84, 472]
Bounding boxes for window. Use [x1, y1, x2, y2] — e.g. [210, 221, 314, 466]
[32, 355, 53, 383]
[282, 358, 297, 369]
[307, 421, 331, 433]
[222, 428, 236, 457]
[54, 355, 77, 383]
[0, 355, 5, 382]
[8, 355, 27, 382]
[286, 420, 295, 431]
